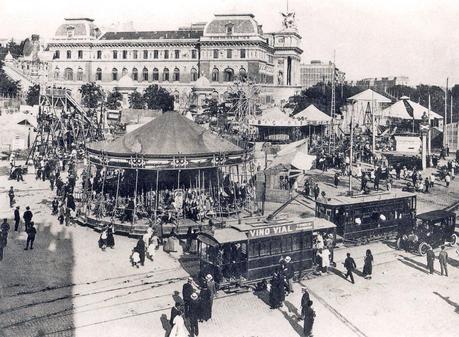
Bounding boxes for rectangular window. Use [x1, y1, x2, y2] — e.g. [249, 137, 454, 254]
[227, 49, 232, 59]
[153, 50, 158, 59]
[78, 50, 83, 59]
[271, 238, 281, 255]
[191, 50, 197, 59]
[240, 49, 246, 59]
[143, 50, 148, 59]
[213, 49, 219, 59]
[122, 50, 127, 59]
[96, 50, 102, 59]
[54, 50, 60, 59]
[66, 50, 72, 59]
[249, 242, 259, 258]
[292, 235, 302, 251]
[133, 50, 138, 59]
[113, 50, 118, 59]
[174, 50, 180, 59]
[164, 50, 169, 59]
[259, 240, 270, 256]
[281, 236, 292, 253]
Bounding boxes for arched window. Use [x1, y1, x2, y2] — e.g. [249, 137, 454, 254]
[190, 68, 198, 82]
[96, 68, 102, 81]
[112, 68, 118, 81]
[152, 68, 159, 81]
[142, 67, 148, 81]
[163, 68, 170, 81]
[224, 68, 234, 82]
[239, 68, 247, 80]
[122, 68, 128, 77]
[132, 68, 138, 81]
[173, 67, 180, 81]
[64, 68, 73, 81]
[77, 67, 83, 81]
[211, 68, 219, 82]
[54, 67, 60, 79]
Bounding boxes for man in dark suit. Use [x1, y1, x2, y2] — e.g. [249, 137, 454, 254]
[189, 292, 200, 337]
[344, 253, 357, 284]
[169, 302, 182, 327]
[438, 246, 448, 276]
[182, 277, 194, 317]
[426, 246, 435, 274]
[14, 206, 20, 231]
[23, 206, 33, 231]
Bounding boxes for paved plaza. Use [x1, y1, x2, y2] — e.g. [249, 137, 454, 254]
[1, 162, 459, 337]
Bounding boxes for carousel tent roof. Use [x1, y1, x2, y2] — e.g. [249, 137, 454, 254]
[382, 98, 443, 120]
[87, 111, 244, 157]
[250, 106, 298, 127]
[347, 89, 392, 103]
[294, 104, 332, 124]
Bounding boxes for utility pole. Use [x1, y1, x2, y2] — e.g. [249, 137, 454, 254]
[428, 94, 432, 166]
[330, 50, 336, 154]
[371, 90, 376, 166]
[349, 111, 354, 195]
[444, 78, 448, 148]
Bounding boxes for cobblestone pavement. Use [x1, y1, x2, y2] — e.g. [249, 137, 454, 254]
[1, 163, 459, 337]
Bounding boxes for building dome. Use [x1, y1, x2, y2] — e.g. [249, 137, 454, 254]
[54, 18, 100, 40]
[204, 14, 260, 37]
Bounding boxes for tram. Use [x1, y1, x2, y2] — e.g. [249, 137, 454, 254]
[315, 191, 416, 243]
[196, 215, 336, 287]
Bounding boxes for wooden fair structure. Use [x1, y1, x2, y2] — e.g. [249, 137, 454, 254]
[26, 87, 103, 163]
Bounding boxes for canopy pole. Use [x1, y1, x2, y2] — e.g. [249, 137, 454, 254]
[133, 168, 139, 225]
[178, 169, 181, 190]
[216, 167, 222, 220]
[114, 169, 121, 217]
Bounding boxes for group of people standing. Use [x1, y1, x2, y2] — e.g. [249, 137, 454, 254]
[167, 275, 217, 337]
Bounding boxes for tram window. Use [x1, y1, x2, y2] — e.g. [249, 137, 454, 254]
[303, 233, 313, 249]
[249, 243, 259, 258]
[259, 240, 271, 256]
[200, 243, 209, 260]
[271, 238, 281, 255]
[281, 236, 292, 252]
[292, 235, 302, 251]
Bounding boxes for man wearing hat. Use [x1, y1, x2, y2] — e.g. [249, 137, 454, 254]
[14, 206, 20, 231]
[25, 222, 37, 250]
[23, 206, 33, 232]
[283, 256, 295, 294]
[205, 274, 217, 299]
[303, 300, 316, 337]
[344, 253, 357, 284]
[182, 277, 194, 317]
[188, 292, 200, 337]
[1, 219, 10, 247]
[300, 287, 310, 320]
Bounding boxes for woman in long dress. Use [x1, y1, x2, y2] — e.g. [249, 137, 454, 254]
[169, 311, 188, 337]
[363, 249, 374, 279]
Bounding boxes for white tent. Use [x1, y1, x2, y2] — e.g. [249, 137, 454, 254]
[381, 96, 442, 121]
[347, 89, 392, 104]
[269, 138, 315, 172]
[294, 104, 332, 125]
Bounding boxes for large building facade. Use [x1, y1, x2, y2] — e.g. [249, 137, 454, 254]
[300, 60, 345, 89]
[43, 14, 303, 107]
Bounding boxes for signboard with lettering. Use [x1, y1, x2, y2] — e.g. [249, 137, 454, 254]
[247, 222, 313, 239]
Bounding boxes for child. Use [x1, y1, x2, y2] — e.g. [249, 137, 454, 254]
[131, 249, 140, 268]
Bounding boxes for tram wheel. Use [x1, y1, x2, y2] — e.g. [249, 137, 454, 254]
[418, 242, 429, 256]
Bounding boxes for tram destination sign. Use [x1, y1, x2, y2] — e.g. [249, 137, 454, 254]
[247, 221, 313, 239]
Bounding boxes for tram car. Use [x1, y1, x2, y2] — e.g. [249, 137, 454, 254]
[315, 191, 416, 244]
[396, 210, 457, 255]
[196, 215, 336, 288]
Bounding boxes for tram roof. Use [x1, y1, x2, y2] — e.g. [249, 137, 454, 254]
[316, 191, 416, 207]
[198, 216, 335, 245]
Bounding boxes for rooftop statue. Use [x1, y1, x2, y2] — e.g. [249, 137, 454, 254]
[281, 11, 296, 30]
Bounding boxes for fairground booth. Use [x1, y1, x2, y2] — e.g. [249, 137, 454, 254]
[80, 112, 255, 236]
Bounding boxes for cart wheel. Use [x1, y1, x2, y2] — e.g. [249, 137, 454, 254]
[418, 242, 429, 256]
[396, 238, 403, 250]
[448, 233, 457, 246]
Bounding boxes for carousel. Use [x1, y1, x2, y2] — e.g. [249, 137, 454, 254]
[79, 111, 255, 237]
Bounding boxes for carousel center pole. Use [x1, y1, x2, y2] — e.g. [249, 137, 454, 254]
[133, 168, 139, 226]
[114, 169, 121, 219]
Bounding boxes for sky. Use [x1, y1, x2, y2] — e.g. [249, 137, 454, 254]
[0, 0, 458, 86]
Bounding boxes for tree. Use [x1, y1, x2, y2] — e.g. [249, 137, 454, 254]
[143, 84, 174, 112]
[79, 82, 104, 109]
[290, 83, 361, 115]
[106, 89, 123, 110]
[0, 67, 20, 97]
[128, 90, 145, 109]
[26, 84, 40, 106]
[7, 39, 24, 58]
